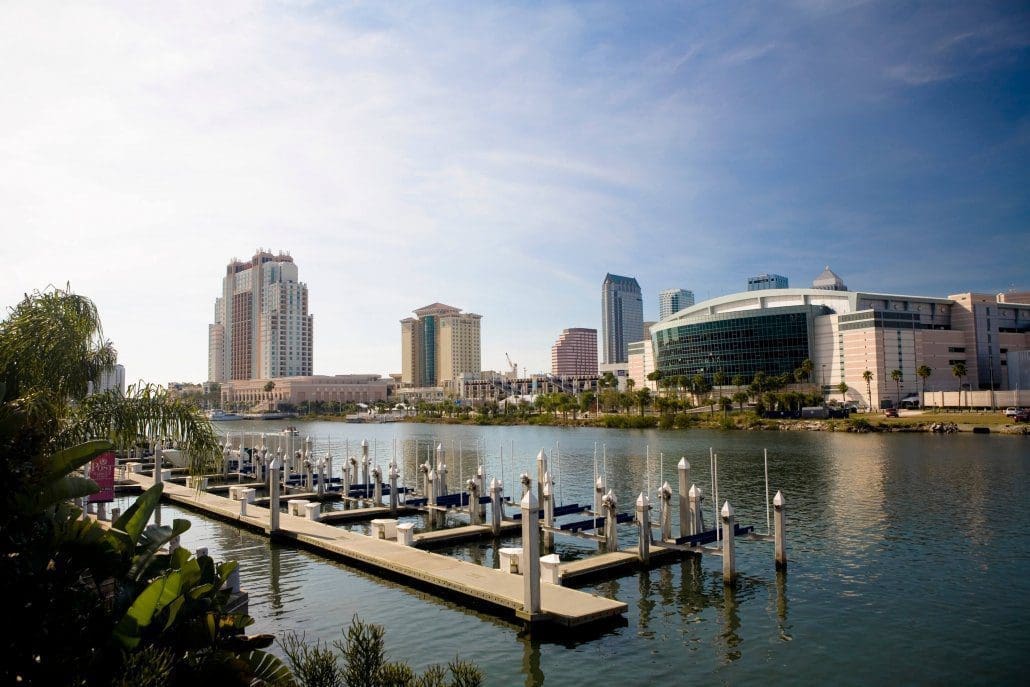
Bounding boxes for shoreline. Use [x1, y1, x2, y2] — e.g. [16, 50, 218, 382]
[291, 412, 1030, 435]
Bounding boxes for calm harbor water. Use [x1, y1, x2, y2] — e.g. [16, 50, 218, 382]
[145, 422, 1029, 685]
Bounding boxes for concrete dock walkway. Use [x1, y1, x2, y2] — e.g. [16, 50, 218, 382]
[128, 473, 627, 628]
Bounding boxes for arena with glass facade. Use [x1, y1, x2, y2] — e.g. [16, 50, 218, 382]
[653, 304, 828, 382]
[650, 288, 1030, 409]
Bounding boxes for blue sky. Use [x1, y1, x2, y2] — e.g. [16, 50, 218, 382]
[1, 1, 1027, 383]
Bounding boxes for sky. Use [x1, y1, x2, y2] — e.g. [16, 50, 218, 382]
[1, 1, 1028, 385]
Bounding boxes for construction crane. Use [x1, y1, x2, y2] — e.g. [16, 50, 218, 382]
[505, 352, 517, 378]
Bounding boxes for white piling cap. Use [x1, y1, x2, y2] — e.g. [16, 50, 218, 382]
[543, 480, 552, 496]
[521, 489, 539, 509]
[773, 490, 785, 507]
[269, 457, 281, 470]
[490, 477, 499, 489]
[678, 457, 689, 470]
[537, 449, 547, 462]
[428, 469, 436, 480]
[688, 483, 700, 498]
[596, 476, 605, 489]
[436, 443, 443, 453]
[636, 492, 649, 507]
[362, 439, 369, 447]
[660, 481, 672, 497]
[389, 466, 399, 478]
[305, 435, 312, 446]
[721, 501, 734, 518]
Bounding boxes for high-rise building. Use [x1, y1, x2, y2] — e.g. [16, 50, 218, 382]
[747, 273, 789, 291]
[551, 328, 598, 376]
[812, 265, 848, 291]
[400, 303, 481, 392]
[601, 274, 643, 364]
[658, 288, 695, 320]
[208, 249, 313, 383]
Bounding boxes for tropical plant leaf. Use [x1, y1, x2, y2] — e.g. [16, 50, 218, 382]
[241, 649, 297, 687]
[162, 595, 186, 632]
[215, 559, 238, 589]
[114, 571, 184, 648]
[112, 482, 164, 549]
[37, 475, 99, 510]
[41, 439, 113, 481]
[127, 518, 191, 581]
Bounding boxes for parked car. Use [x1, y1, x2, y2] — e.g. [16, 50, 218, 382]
[899, 395, 921, 409]
[884, 407, 899, 417]
[1014, 410, 1030, 423]
[1004, 407, 1021, 417]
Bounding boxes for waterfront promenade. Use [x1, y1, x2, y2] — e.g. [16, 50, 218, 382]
[126, 471, 628, 628]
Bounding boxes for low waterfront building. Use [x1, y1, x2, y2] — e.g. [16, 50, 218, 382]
[221, 374, 391, 409]
[651, 288, 1030, 409]
[459, 372, 598, 403]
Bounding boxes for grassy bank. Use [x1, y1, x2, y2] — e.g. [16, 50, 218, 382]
[349, 410, 1029, 434]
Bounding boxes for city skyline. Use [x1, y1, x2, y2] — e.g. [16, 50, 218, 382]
[1, 2, 1028, 384]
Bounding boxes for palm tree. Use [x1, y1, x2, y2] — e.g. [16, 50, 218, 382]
[837, 381, 849, 404]
[636, 388, 652, 416]
[862, 370, 874, 411]
[646, 369, 663, 395]
[732, 374, 745, 389]
[890, 369, 903, 407]
[713, 371, 726, 388]
[732, 390, 749, 411]
[263, 380, 276, 411]
[952, 362, 967, 410]
[916, 365, 931, 405]
[801, 358, 814, 383]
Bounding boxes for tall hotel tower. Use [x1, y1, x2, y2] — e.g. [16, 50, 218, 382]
[400, 303, 481, 391]
[208, 249, 313, 382]
[601, 273, 643, 364]
[658, 288, 695, 321]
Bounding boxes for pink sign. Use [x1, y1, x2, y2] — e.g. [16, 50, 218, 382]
[88, 451, 116, 503]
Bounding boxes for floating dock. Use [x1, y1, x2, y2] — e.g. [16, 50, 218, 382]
[126, 472, 627, 628]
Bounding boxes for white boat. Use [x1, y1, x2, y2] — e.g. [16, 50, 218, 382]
[281, 426, 299, 436]
[207, 409, 244, 421]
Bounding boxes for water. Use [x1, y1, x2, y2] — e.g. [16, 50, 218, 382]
[146, 422, 1029, 685]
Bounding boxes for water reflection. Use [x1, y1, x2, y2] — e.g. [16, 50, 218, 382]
[518, 630, 545, 686]
[269, 543, 283, 615]
[720, 585, 742, 663]
[774, 569, 791, 641]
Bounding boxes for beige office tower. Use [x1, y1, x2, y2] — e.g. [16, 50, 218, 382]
[400, 303, 481, 392]
[207, 249, 313, 382]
